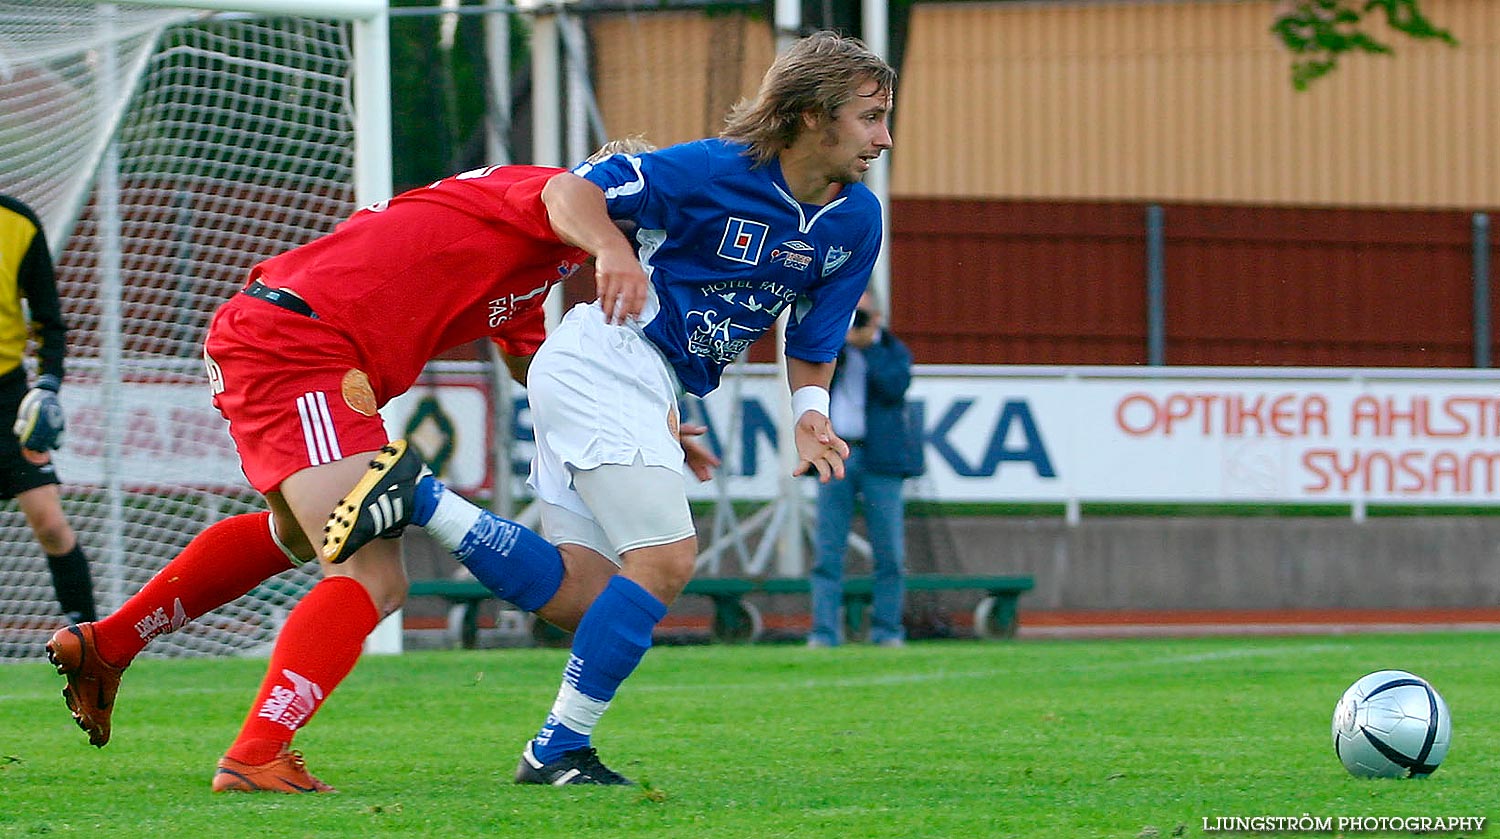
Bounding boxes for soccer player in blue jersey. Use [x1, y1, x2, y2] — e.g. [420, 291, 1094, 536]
[324, 30, 895, 786]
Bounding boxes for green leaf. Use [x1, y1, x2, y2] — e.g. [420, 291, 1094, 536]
[1272, 0, 1457, 90]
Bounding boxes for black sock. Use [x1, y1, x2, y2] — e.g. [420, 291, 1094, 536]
[47, 545, 97, 623]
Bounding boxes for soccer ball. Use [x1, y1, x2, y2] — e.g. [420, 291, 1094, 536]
[1331, 669, 1451, 778]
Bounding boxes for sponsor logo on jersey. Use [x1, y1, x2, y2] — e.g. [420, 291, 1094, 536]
[718, 218, 768, 265]
[770, 244, 813, 272]
[488, 277, 560, 328]
[700, 279, 796, 318]
[685, 308, 756, 363]
[822, 246, 852, 277]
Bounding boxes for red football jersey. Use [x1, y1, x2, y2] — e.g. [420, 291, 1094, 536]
[249, 164, 587, 402]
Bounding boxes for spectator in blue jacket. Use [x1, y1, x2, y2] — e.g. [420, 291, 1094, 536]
[809, 290, 920, 647]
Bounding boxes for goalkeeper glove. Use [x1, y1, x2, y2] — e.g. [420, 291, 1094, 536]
[14, 374, 64, 452]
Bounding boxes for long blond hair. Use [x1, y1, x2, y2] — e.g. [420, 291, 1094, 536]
[586, 134, 655, 163]
[721, 31, 895, 166]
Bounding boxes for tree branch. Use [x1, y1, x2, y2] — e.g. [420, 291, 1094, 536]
[1271, 0, 1457, 90]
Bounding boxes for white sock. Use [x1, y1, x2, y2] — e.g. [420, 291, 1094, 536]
[423, 490, 483, 552]
[549, 680, 611, 735]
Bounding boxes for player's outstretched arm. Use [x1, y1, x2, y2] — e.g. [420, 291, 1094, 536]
[540, 172, 646, 325]
[786, 357, 848, 483]
[677, 422, 721, 482]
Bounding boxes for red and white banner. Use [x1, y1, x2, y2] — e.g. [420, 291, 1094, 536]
[902, 367, 1500, 504]
[51, 364, 1500, 506]
[53, 369, 493, 495]
[685, 365, 1500, 505]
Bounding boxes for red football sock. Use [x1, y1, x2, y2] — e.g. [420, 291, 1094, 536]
[92, 512, 296, 666]
[225, 576, 379, 766]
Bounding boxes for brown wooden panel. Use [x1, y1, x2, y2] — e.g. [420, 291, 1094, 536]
[585, 3, 1500, 209]
[893, 0, 1500, 209]
[888, 198, 1488, 368]
[1493, 234, 1500, 366]
[546, 197, 1491, 371]
[890, 198, 1148, 365]
[1159, 205, 1476, 367]
[590, 14, 775, 149]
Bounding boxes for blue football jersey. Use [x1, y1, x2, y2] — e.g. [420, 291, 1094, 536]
[573, 139, 881, 397]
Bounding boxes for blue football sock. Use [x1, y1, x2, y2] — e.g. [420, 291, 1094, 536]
[411, 475, 441, 527]
[534, 707, 592, 758]
[416, 476, 564, 612]
[454, 513, 564, 612]
[531, 576, 667, 763]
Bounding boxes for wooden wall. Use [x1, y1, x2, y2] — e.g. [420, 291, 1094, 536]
[581, 2, 1499, 369]
[890, 199, 1491, 366]
[892, 0, 1500, 208]
[588, 13, 775, 149]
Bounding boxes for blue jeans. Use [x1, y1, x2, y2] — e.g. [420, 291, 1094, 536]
[810, 447, 906, 645]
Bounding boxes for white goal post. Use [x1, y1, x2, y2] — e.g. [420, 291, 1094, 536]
[0, 0, 390, 660]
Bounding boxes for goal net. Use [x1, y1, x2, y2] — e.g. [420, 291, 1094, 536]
[0, 0, 385, 660]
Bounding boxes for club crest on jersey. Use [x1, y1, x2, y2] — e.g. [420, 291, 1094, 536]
[341, 368, 377, 417]
[822, 246, 852, 277]
[718, 218, 768, 265]
[770, 240, 814, 272]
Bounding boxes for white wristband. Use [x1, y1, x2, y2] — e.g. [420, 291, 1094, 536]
[790, 385, 830, 419]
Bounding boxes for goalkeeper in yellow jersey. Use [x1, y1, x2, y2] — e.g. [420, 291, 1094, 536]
[0, 194, 95, 625]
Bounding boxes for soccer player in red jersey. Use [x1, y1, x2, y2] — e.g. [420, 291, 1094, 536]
[44, 142, 675, 792]
[323, 31, 891, 787]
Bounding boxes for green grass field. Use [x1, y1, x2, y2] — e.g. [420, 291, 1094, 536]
[1, 633, 1494, 838]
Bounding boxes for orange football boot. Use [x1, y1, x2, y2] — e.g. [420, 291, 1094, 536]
[212, 748, 336, 793]
[46, 623, 125, 748]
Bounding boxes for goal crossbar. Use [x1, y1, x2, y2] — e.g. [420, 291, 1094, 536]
[111, 0, 388, 19]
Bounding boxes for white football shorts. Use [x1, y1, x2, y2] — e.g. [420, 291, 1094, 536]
[526, 302, 695, 559]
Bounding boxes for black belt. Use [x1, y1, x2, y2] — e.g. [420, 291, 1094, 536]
[242, 280, 318, 319]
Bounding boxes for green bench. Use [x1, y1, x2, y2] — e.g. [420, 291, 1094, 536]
[407, 577, 760, 649]
[407, 573, 1033, 647]
[756, 574, 1035, 642]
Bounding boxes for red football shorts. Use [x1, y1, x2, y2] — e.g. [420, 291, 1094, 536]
[204, 294, 391, 494]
